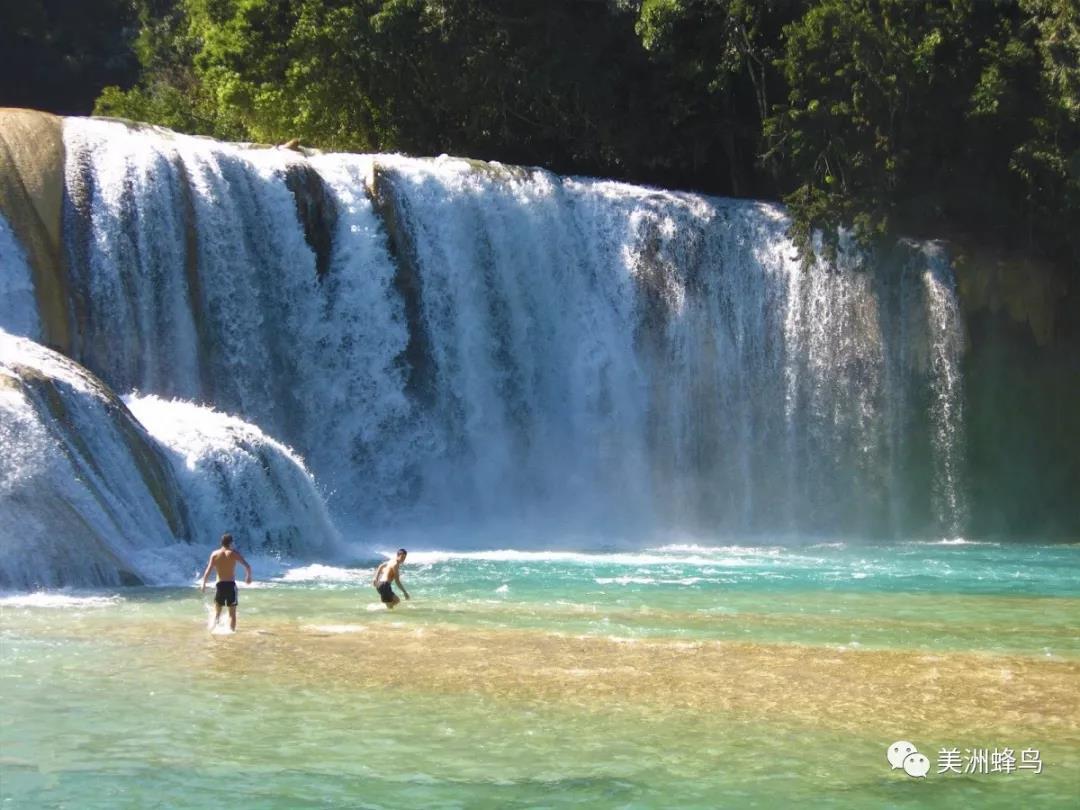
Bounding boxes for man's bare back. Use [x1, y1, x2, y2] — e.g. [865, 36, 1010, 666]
[206, 548, 248, 583]
[200, 533, 252, 631]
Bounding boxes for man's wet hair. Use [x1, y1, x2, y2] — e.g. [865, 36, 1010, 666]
[221, 533, 234, 548]
[397, 548, 407, 556]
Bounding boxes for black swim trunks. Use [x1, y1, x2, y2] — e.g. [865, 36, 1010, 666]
[215, 581, 238, 607]
[376, 582, 395, 603]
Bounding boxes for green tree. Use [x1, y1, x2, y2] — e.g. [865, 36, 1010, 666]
[1001, 0, 1080, 264]
[765, 0, 1078, 268]
[96, 0, 665, 170]
[94, 0, 246, 138]
[633, 0, 800, 195]
[90, 0, 1079, 276]
[764, 0, 990, 261]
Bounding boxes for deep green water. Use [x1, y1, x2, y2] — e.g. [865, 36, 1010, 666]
[2, 541, 1078, 808]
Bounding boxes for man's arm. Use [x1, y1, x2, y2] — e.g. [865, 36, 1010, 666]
[394, 570, 410, 600]
[237, 552, 253, 584]
[372, 562, 385, 587]
[200, 552, 216, 592]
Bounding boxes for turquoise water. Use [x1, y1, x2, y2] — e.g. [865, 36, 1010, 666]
[2, 541, 1078, 808]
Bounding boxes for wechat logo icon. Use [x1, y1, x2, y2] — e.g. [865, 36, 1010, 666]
[887, 740, 930, 778]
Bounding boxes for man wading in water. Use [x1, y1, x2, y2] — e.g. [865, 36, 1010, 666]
[200, 533, 253, 631]
[372, 549, 410, 608]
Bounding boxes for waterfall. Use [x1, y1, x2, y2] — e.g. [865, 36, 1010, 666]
[0, 331, 340, 588]
[919, 243, 968, 536]
[126, 395, 341, 558]
[1, 117, 968, 549]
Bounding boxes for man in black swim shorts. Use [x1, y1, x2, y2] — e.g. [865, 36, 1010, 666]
[216, 580, 238, 608]
[372, 549, 409, 608]
[200, 533, 253, 631]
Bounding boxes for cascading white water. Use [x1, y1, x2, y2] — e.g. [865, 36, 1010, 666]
[0, 331, 341, 588]
[2, 117, 968, 548]
[125, 395, 341, 558]
[919, 243, 968, 536]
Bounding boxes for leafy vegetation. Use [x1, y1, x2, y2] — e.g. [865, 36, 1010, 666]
[765, 0, 1079, 266]
[3, 0, 1077, 274]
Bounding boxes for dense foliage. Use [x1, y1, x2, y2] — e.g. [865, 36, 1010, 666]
[766, 0, 1080, 264]
[4, 0, 1077, 272]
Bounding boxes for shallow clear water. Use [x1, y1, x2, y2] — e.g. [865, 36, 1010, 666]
[2, 541, 1078, 808]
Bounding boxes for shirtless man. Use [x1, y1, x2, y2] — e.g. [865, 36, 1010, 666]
[200, 533, 253, 631]
[372, 549, 409, 608]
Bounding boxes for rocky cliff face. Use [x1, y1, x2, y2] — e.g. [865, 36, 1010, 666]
[953, 253, 1080, 538]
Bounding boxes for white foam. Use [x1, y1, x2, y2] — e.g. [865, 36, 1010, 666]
[910, 538, 999, 547]
[397, 549, 761, 568]
[0, 334, 194, 589]
[0, 593, 123, 609]
[649, 543, 782, 556]
[277, 564, 368, 583]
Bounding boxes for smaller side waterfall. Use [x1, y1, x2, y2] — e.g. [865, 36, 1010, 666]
[127, 395, 341, 558]
[0, 331, 341, 588]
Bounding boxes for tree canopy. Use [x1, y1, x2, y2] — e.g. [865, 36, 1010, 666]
[4, 0, 1077, 273]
